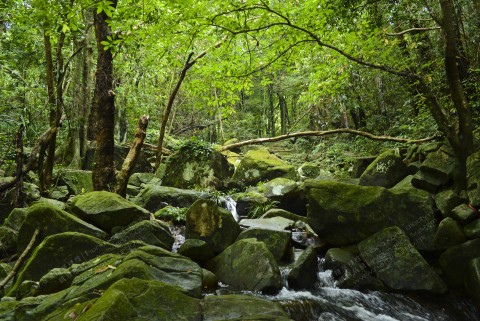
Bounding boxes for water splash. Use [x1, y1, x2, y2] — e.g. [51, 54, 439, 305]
[221, 196, 239, 221]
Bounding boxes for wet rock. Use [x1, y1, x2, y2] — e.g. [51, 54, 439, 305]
[358, 227, 446, 293]
[306, 180, 437, 250]
[17, 203, 108, 254]
[75, 278, 202, 321]
[231, 149, 296, 187]
[206, 238, 282, 293]
[133, 184, 210, 213]
[202, 294, 291, 321]
[434, 217, 466, 250]
[231, 191, 269, 217]
[287, 246, 318, 290]
[69, 191, 150, 232]
[439, 238, 480, 287]
[178, 239, 215, 266]
[109, 219, 174, 250]
[185, 199, 240, 255]
[236, 227, 292, 263]
[466, 257, 480, 308]
[201, 268, 218, 290]
[359, 150, 408, 188]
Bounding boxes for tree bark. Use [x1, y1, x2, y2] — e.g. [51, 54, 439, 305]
[115, 115, 149, 197]
[92, 1, 118, 191]
[81, 14, 94, 162]
[440, 0, 474, 190]
[267, 83, 275, 136]
[15, 124, 25, 208]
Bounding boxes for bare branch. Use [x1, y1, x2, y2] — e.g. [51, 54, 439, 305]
[219, 129, 440, 151]
[386, 27, 441, 36]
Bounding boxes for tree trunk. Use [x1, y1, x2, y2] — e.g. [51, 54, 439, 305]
[278, 94, 287, 134]
[267, 83, 275, 136]
[440, 0, 474, 190]
[115, 115, 149, 197]
[92, 1, 118, 191]
[15, 124, 25, 208]
[81, 14, 94, 164]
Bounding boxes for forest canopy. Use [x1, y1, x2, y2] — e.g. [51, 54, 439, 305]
[0, 0, 479, 193]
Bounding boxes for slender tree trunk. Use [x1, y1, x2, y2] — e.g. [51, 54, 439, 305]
[92, 1, 118, 191]
[81, 15, 94, 164]
[278, 94, 287, 134]
[115, 115, 149, 197]
[15, 124, 25, 208]
[440, 0, 474, 190]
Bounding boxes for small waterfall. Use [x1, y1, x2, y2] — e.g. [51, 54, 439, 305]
[221, 196, 239, 221]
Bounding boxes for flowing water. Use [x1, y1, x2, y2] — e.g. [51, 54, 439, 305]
[221, 195, 239, 221]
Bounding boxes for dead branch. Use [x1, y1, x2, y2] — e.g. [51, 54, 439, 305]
[219, 129, 440, 151]
[0, 229, 40, 291]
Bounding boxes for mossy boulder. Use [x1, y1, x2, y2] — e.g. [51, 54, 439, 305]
[465, 257, 480, 307]
[154, 205, 188, 224]
[128, 172, 158, 187]
[10, 232, 116, 296]
[3, 207, 28, 231]
[162, 146, 233, 190]
[37, 268, 73, 295]
[0, 179, 40, 220]
[178, 239, 215, 266]
[298, 162, 322, 179]
[358, 227, 446, 293]
[133, 184, 210, 213]
[236, 228, 292, 263]
[239, 217, 295, 231]
[434, 217, 466, 250]
[464, 219, 480, 239]
[56, 170, 93, 196]
[439, 238, 480, 287]
[109, 219, 174, 250]
[202, 294, 292, 321]
[287, 246, 318, 290]
[69, 191, 150, 232]
[306, 180, 437, 250]
[261, 208, 307, 222]
[75, 278, 202, 321]
[17, 203, 108, 254]
[359, 150, 408, 188]
[257, 177, 307, 215]
[435, 189, 467, 218]
[185, 199, 241, 255]
[231, 149, 296, 187]
[412, 145, 456, 192]
[466, 149, 480, 207]
[231, 191, 269, 217]
[451, 204, 477, 224]
[206, 238, 282, 293]
[83, 144, 152, 173]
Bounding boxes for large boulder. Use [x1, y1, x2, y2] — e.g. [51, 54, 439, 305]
[16, 203, 108, 254]
[202, 294, 292, 321]
[0, 179, 40, 221]
[256, 177, 307, 215]
[109, 219, 174, 250]
[9, 232, 116, 296]
[434, 189, 467, 218]
[439, 238, 480, 287]
[185, 199, 241, 255]
[177, 239, 215, 266]
[236, 227, 292, 263]
[69, 191, 150, 232]
[359, 150, 408, 188]
[206, 238, 282, 293]
[0, 226, 17, 256]
[358, 227, 446, 293]
[239, 217, 295, 231]
[133, 184, 210, 213]
[466, 149, 480, 207]
[74, 278, 202, 321]
[162, 143, 233, 190]
[231, 149, 296, 187]
[306, 180, 437, 250]
[434, 217, 466, 250]
[56, 170, 93, 196]
[287, 246, 318, 290]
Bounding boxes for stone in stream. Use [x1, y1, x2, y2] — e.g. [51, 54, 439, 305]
[287, 246, 318, 290]
[359, 150, 408, 188]
[466, 257, 480, 308]
[178, 239, 215, 266]
[306, 180, 437, 250]
[358, 227, 446, 294]
[255, 177, 307, 215]
[69, 191, 150, 232]
[108, 219, 174, 250]
[206, 238, 283, 293]
[236, 227, 292, 263]
[185, 199, 241, 255]
[434, 217, 466, 250]
[239, 217, 295, 231]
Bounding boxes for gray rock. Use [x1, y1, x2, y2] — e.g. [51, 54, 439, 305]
[359, 150, 408, 188]
[239, 217, 295, 231]
[464, 219, 480, 239]
[109, 219, 174, 250]
[236, 227, 292, 263]
[206, 238, 282, 293]
[178, 239, 215, 266]
[435, 189, 467, 218]
[287, 246, 318, 290]
[439, 238, 480, 287]
[358, 227, 446, 293]
[451, 204, 477, 224]
[256, 177, 307, 215]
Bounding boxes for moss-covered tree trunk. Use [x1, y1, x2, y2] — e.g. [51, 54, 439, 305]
[92, 1, 118, 191]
